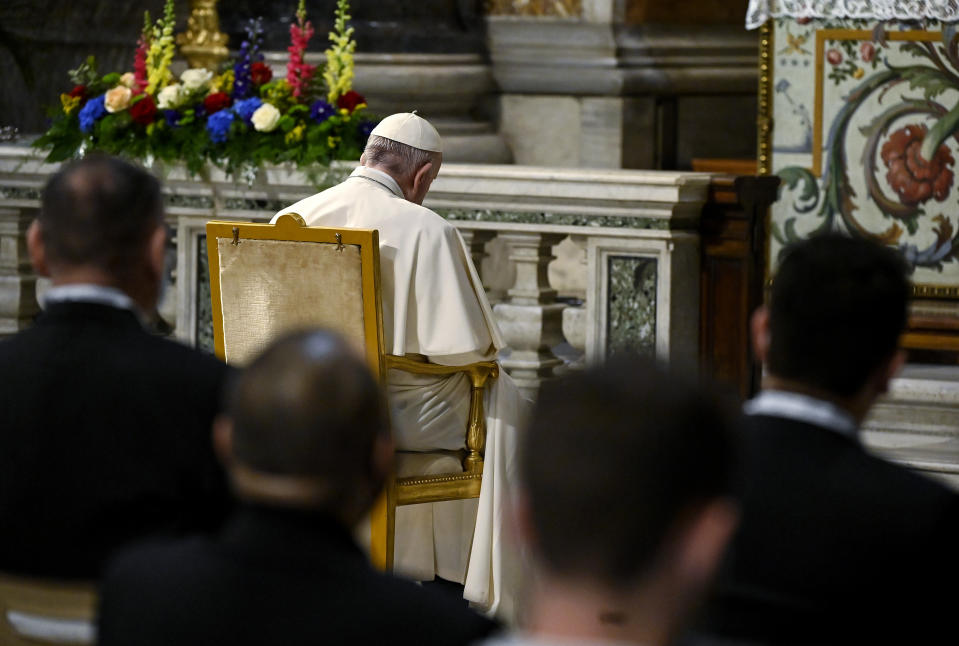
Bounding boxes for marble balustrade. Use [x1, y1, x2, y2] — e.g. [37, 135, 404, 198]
[0, 144, 709, 395]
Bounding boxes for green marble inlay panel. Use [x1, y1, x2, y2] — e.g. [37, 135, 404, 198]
[606, 256, 657, 357]
[196, 233, 214, 353]
[438, 208, 674, 230]
[0, 186, 42, 201]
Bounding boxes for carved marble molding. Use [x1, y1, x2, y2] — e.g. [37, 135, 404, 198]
[488, 17, 758, 95]
[0, 145, 709, 229]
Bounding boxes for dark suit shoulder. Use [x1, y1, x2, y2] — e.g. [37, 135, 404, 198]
[99, 533, 497, 646]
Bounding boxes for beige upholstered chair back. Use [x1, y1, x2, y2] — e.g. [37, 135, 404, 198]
[0, 574, 96, 645]
[206, 213, 385, 376]
[206, 213, 388, 566]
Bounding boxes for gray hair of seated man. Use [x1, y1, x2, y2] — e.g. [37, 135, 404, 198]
[361, 135, 441, 184]
[223, 329, 390, 517]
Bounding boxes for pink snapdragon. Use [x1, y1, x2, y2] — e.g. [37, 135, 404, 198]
[133, 35, 149, 95]
[286, 3, 315, 99]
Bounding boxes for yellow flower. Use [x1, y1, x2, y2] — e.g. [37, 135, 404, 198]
[853, 67, 865, 79]
[327, 135, 341, 149]
[339, 108, 349, 116]
[60, 94, 81, 114]
[211, 70, 234, 95]
[285, 124, 305, 145]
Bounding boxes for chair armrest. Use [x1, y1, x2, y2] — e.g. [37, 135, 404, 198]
[385, 355, 499, 387]
[384, 355, 499, 473]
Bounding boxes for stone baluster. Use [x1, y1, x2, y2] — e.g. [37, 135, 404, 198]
[493, 232, 566, 398]
[0, 207, 39, 338]
[458, 228, 503, 303]
[560, 234, 588, 369]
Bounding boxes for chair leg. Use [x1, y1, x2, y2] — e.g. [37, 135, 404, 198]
[369, 477, 397, 571]
[370, 489, 389, 571]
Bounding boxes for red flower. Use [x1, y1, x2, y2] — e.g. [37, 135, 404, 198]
[130, 95, 157, 125]
[336, 90, 365, 113]
[69, 84, 87, 98]
[250, 62, 273, 85]
[860, 42, 876, 63]
[881, 123, 955, 206]
[203, 92, 232, 115]
[827, 49, 843, 65]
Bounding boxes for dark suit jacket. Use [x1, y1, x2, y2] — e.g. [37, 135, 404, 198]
[0, 301, 232, 579]
[97, 505, 499, 646]
[693, 413, 959, 644]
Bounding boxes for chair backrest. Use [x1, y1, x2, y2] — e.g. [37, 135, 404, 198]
[206, 213, 385, 378]
[0, 574, 96, 645]
[207, 213, 392, 568]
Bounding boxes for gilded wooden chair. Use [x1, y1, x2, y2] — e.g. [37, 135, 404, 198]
[0, 574, 96, 645]
[206, 213, 497, 570]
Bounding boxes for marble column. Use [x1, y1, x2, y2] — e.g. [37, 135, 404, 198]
[458, 228, 505, 303]
[560, 234, 588, 369]
[0, 208, 38, 337]
[493, 232, 566, 397]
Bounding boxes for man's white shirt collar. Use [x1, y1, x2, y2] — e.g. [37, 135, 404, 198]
[479, 634, 647, 646]
[42, 284, 138, 314]
[744, 389, 858, 439]
[350, 166, 404, 199]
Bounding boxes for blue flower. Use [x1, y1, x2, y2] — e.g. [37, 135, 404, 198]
[233, 39, 253, 99]
[78, 95, 107, 133]
[233, 97, 262, 123]
[193, 103, 207, 120]
[359, 120, 376, 137]
[206, 110, 235, 143]
[163, 109, 181, 127]
[310, 100, 335, 124]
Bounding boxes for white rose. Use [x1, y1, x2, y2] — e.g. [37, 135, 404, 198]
[157, 83, 183, 110]
[104, 86, 132, 113]
[251, 103, 281, 132]
[180, 68, 213, 92]
[119, 72, 136, 89]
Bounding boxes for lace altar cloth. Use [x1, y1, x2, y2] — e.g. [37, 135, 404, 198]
[746, 0, 959, 29]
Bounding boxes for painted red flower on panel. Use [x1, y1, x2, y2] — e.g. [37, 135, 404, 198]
[881, 124, 954, 206]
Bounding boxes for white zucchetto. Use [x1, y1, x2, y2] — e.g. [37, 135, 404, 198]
[370, 112, 443, 153]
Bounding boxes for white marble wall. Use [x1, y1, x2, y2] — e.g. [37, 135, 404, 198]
[863, 365, 959, 491]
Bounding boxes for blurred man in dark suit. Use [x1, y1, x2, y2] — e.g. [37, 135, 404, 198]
[97, 330, 498, 646]
[476, 356, 739, 646]
[692, 234, 959, 644]
[0, 155, 231, 579]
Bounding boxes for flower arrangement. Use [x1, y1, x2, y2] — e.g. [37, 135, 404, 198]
[34, 0, 376, 180]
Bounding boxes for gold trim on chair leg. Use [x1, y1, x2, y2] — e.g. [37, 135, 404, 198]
[464, 363, 497, 474]
[369, 489, 389, 571]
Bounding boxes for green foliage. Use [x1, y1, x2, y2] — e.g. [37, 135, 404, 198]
[897, 66, 955, 100]
[68, 56, 99, 86]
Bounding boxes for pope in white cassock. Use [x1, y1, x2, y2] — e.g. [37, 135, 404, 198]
[272, 112, 527, 617]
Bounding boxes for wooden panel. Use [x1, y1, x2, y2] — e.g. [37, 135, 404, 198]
[626, 0, 744, 24]
[698, 175, 780, 401]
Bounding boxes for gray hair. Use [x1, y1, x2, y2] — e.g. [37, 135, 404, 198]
[362, 135, 440, 182]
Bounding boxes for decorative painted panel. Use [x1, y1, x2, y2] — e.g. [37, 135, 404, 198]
[765, 18, 959, 297]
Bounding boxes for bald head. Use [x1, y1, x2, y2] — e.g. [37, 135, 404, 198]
[38, 155, 163, 276]
[222, 330, 390, 519]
